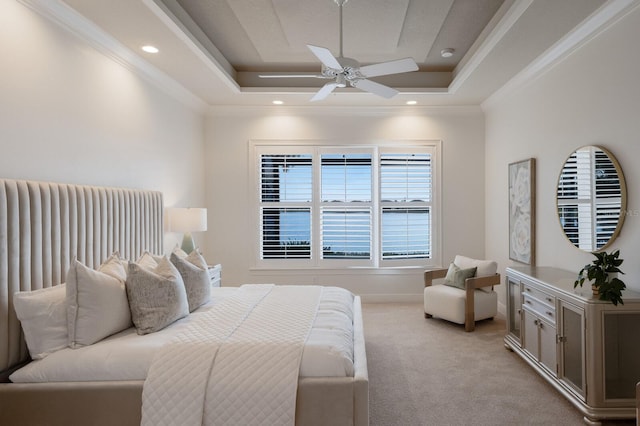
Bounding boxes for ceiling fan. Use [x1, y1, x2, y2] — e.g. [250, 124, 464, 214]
[259, 0, 419, 102]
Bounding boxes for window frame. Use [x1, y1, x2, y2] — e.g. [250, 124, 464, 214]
[250, 140, 441, 270]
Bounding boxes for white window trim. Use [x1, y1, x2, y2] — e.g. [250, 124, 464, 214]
[249, 140, 442, 270]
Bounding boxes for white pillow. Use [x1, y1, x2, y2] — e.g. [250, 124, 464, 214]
[14, 284, 68, 359]
[126, 256, 189, 335]
[66, 253, 132, 348]
[453, 255, 498, 293]
[453, 255, 497, 277]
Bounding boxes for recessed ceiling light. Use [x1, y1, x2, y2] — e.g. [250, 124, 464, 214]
[272, 100, 284, 105]
[440, 48, 454, 58]
[141, 45, 159, 54]
[406, 100, 417, 105]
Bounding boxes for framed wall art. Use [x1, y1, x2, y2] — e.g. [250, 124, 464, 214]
[509, 158, 535, 265]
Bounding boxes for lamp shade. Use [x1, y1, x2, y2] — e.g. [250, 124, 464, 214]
[168, 208, 207, 233]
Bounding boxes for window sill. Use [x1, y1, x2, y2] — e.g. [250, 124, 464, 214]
[249, 265, 432, 276]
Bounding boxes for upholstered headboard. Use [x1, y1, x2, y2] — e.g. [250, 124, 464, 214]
[0, 179, 163, 375]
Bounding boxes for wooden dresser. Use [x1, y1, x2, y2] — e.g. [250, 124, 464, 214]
[504, 266, 640, 424]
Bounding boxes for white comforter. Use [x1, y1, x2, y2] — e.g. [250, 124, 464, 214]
[143, 284, 322, 426]
[10, 286, 354, 383]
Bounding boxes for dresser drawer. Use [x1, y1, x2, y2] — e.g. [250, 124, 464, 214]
[522, 283, 556, 306]
[208, 264, 222, 287]
[523, 293, 555, 323]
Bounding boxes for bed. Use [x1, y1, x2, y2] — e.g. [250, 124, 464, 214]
[0, 178, 369, 426]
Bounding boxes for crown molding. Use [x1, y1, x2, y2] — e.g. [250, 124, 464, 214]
[449, 0, 534, 94]
[206, 105, 483, 117]
[481, 0, 639, 110]
[18, 0, 208, 113]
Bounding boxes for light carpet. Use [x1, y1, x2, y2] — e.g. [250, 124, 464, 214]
[362, 302, 635, 426]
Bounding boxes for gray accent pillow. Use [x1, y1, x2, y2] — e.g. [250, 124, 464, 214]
[170, 250, 211, 312]
[443, 263, 477, 289]
[126, 256, 189, 335]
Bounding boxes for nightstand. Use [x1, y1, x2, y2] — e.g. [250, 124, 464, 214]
[208, 264, 221, 287]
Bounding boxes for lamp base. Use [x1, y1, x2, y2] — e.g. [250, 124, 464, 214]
[181, 233, 196, 254]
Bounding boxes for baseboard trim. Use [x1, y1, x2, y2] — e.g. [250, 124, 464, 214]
[498, 300, 506, 316]
[360, 294, 423, 303]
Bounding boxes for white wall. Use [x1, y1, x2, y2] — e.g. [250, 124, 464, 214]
[203, 108, 486, 300]
[0, 1, 206, 253]
[484, 5, 640, 304]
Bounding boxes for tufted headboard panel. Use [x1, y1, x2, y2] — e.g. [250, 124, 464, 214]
[0, 179, 163, 374]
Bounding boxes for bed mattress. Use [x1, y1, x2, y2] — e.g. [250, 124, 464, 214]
[10, 286, 355, 383]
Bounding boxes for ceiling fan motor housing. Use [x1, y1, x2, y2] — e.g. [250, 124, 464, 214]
[321, 57, 362, 82]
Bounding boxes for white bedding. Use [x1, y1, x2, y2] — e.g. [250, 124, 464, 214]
[143, 284, 322, 426]
[10, 286, 354, 383]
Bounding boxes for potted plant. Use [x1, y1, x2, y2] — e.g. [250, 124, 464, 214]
[574, 249, 626, 305]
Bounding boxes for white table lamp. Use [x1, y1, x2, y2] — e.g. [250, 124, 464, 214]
[168, 207, 207, 253]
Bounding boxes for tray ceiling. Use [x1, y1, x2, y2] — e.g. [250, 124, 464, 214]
[49, 0, 615, 107]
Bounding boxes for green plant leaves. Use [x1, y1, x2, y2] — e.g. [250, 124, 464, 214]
[574, 249, 626, 305]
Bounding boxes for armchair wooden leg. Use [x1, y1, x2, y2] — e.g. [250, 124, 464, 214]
[425, 313, 432, 319]
[464, 311, 476, 332]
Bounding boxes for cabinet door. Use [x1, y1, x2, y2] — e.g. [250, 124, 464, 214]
[558, 301, 585, 397]
[603, 312, 640, 401]
[523, 309, 539, 360]
[506, 277, 522, 342]
[539, 318, 557, 375]
[523, 308, 558, 376]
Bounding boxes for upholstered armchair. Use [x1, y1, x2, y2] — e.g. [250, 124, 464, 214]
[423, 255, 500, 332]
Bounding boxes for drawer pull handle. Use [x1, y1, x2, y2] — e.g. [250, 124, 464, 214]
[525, 300, 531, 305]
[546, 311, 553, 317]
[546, 297, 553, 303]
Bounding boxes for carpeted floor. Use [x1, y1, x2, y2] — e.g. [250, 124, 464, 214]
[362, 302, 636, 426]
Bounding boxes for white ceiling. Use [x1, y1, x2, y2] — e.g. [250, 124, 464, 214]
[30, 0, 625, 108]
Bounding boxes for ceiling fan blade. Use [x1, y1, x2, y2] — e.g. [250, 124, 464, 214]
[351, 79, 398, 99]
[359, 58, 418, 78]
[310, 82, 339, 102]
[258, 74, 326, 79]
[307, 45, 342, 70]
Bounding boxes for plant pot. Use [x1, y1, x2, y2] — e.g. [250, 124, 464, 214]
[592, 284, 598, 296]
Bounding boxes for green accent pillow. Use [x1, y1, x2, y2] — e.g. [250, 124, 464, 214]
[443, 263, 477, 289]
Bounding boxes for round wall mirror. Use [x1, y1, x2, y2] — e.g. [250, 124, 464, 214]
[556, 145, 626, 252]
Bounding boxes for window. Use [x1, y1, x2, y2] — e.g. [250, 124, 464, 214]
[254, 142, 439, 268]
[380, 153, 432, 260]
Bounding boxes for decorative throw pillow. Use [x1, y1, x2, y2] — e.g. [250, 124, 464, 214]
[172, 245, 189, 259]
[453, 255, 498, 293]
[137, 252, 159, 269]
[13, 284, 68, 359]
[443, 263, 477, 289]
[170, 250, 211, 312]
[126, 256, 189, 335]
[66, 253, 132, 348]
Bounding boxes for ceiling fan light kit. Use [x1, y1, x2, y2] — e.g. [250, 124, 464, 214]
[260, 0, 418, 102]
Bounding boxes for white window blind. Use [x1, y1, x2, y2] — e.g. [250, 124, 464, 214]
[321, 154, 372, 202]
[321, 208, 372, 259]
[260, 154, 312, 202]
[320, 153, 372, 260]
[260, 208, 311, 259]
[380, 153, 432, 260]
[254, 144, 438, 268]
[381, 207, 430, 259]
[259, 154, 313, 259]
